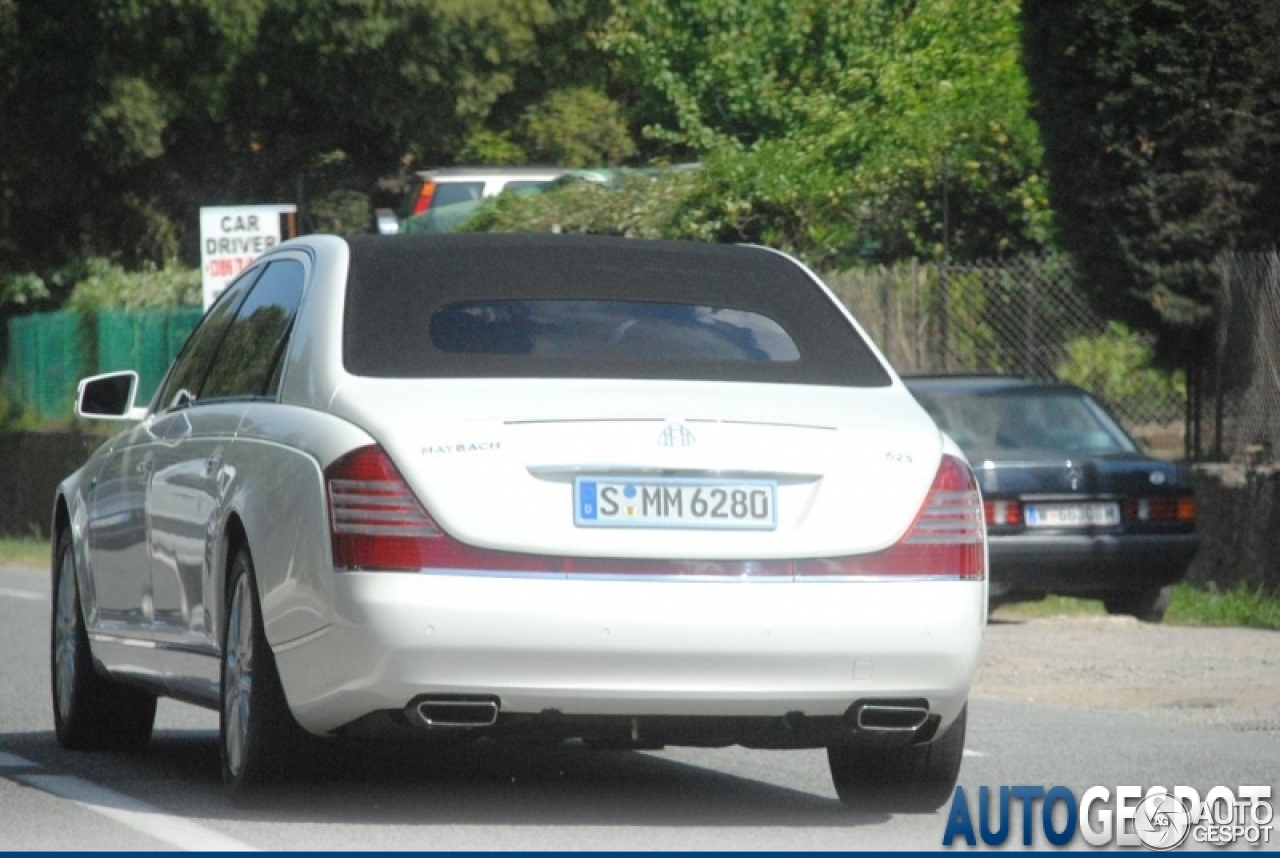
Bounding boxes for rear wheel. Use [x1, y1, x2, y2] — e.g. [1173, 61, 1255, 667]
[220, 543, 309, 799]
[827, 705, 966, 813]
[1103, 585, 1171, 623]
[51, 530, 156, 751]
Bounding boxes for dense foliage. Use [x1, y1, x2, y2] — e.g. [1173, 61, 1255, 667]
[0, 0, 630, 278]
[1, 0, 1277, 384]
[1021, 0, 1280, 365]
[589, 0, 1051, 267]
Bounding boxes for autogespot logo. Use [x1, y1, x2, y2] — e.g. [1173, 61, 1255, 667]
[1134, 792, 1192, 850]
[942, 784, 1274, 849]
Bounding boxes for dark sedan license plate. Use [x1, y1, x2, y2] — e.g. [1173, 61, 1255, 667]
[574, 477, 777, 530]
[1024, 502, 1120, 527]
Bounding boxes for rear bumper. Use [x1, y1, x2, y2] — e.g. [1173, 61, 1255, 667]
[272, 573, 986, 739]
[988, 532, 1199, 598]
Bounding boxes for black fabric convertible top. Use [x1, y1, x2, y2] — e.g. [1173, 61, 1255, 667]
[342, 233, 890, 387]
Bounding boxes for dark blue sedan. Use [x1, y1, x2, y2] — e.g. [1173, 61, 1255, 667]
[906, 375, 1198, 622]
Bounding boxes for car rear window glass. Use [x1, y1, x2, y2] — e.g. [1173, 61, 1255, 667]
[501, 180, 553, 195]
[913, 388, 1137, 453]
[342, 234, 891, 387]
[431, 182, 484, 208]
[429, 300, 800, 363]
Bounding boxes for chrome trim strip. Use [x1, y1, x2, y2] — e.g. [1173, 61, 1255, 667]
[686, 418, 836, 431]
[89, 633, 220, 657]
[505, 418, 665, 425]
[792, 575, 980, 583]
[413, 568, 796, 582]
[527, 463, 822, 481]
[403, 568, 976, 583]
[88, 633, 156, 649]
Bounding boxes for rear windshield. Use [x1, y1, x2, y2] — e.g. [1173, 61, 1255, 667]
[501, 180, 554, 195]
[430, 300, 800, 362]
[431, 181, 484, 208]
[912, 387, 1137, 454]
[343, 234, 891, 387]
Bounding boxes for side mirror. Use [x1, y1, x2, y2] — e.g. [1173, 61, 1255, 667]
[76, 371, 147, 421]
[374, 208, 400, 235]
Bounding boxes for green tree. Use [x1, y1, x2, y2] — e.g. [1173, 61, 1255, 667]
[0, 0, 585, 277]
[1020, 0, 1280, 365]
[519, 87, 636, 167]
[592, 0, 1050, 265]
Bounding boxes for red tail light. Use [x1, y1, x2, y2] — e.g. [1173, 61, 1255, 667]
[795, 455, 986, 579]
[327, 446, 661, 573]
[327, 446, 551, 571]
[410, 180, 437, 216]
[1122, 495, 1195, 523]
[983, 499, 1022, 526]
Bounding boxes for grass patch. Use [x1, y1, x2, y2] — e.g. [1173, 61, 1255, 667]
[995, 584, 1280, 631]
[996, 594, 1106, 619]
[0, 536, 49, 569]
[1165, 584, 1280, 631]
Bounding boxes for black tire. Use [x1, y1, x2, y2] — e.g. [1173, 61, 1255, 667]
[220, 542, 309, 799]
[827, 705, 966, 813]
[51, 530, 156, 751]
[1103, 585, 1171, 623]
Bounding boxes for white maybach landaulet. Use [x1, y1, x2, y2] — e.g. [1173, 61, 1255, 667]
[53, 232, 986, 806]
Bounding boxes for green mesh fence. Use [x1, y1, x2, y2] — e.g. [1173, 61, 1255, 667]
[5, 307, 202, 422]
[5, 311, 93, 421]
[96, 308, 203, 408]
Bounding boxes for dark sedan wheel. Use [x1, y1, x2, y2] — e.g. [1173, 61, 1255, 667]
[1103, 585, 1171, 623]
[51, 530, 156, 751]
[220, 543, 309, 799]
[827, 705, 966, 813]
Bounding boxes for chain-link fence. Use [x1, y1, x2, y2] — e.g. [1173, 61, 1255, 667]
[824, 253, 1188, 457]
[1212, 251, 1280, 462]
[5, 308, 201, 422]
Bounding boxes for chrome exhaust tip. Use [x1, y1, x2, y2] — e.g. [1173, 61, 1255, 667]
[409, 696, 500, 728]
[855, 703, 930, 732]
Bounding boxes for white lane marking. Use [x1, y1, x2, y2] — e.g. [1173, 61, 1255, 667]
[0, 587, 44, 602]
[963, 749, 986, 757]
[16, 774, 257, 852]
[0, 753, 38, 769]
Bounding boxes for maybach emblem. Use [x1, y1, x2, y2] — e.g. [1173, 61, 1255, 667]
[658, 422, 696, 448]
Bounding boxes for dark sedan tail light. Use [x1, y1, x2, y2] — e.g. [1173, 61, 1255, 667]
[1122, 496, 1195, 523]
[983, 500, 1023, 526]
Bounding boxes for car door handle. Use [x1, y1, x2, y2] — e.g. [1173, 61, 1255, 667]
[136, 457, 153, 474]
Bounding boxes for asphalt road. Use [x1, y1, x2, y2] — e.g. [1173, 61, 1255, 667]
[1, 563, 1276, 851]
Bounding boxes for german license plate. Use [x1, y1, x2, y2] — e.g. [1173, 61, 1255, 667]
[574, 477, 777, 530]
[1024, 502, 1120, 527]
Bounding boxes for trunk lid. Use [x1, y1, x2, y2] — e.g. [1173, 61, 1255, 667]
[968, 450, 1190, 498]
[329, 378, 944, 559]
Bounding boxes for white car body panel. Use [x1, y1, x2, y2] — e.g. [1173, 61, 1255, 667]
[328, 378, 943, 558]
[278, 574, 983, 734]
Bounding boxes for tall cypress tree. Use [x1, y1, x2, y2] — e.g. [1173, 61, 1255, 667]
[1021, 0, 1280, 366]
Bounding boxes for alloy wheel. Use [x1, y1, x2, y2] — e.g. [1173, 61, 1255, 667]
[223, 573, 255, 779]
[53, 548, 79, 724]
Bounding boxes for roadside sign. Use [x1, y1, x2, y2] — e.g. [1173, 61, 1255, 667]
[199, 204, 297, 308]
